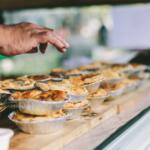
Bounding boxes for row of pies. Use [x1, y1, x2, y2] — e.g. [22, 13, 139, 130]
[0, 62, 148, 134]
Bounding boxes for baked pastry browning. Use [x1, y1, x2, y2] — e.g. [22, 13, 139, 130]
[11, 90, 68, 101]
[47, 79, 71, 90]
[111, 64, 132, 73]
[130, 63, 147, 70]
[65, 69, 82, 75]
[69, 85, 88, 95]
[18, 75, 52, 82]
[0, 79, 35, 90]
[91, 88, 108, 97]
[64, 100, 89, 109]
[78, 61, 109, 71]
[36, 79, 71, 91]
[80, 74, 104, 85]
[100, 69, 121, 80]
[13, 110, 66, 121]
[50, 68, 66, 77]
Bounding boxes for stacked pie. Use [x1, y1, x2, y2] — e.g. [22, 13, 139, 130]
[0, 62, 148, 134]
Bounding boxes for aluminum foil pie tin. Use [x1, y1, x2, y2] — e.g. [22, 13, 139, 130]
[84, 81, 101, 93]
[69, 94, 87, 102]
[9, 98, 68, 115]
[109, 88, 125, 99]
[88, 94, 109, 103]
[9, 111, 69, 134]
[122, 67, 146, 75]
[64, 107, 84, 120]
[88, 95, 109, 112]
[103, 78, 123, 84]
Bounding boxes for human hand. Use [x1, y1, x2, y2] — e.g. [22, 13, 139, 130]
[0, 22, 69, 56]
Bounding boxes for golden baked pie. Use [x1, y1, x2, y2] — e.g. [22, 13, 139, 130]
[36, 78, 88, 96]
[120, 79, 134, 86]
[11, 90, 41, 100]
[111, 64, 132, 73]
[13, 110, 66, 121]
[100, 82, 111, 91]
[130, 63, 146, 70]
[11, 90, 68, 101]
[68, 77, 83, 86]
[18, 75, 51, 82]
[47, 79, 71, 91]
[80, 74, 104, 85]
[35, 82, 50, 91]
[136, 72, 150, 80]
[0, 89, 10, 94]
[64, 100, 89, 109]
[90, 88, 108, 97]
[69, 85, 88, 96]
[78, 64, 100, 70]
[78, 61, 108, 71]
[110, 82, 126, 90]
[0, 79, 35, 90]
[50, 68, 66, 77]
[65, 69, 81, 75]
[36, 79, 71, 91]
[128, 75, 141, 81]
[99, 69, 121, 80]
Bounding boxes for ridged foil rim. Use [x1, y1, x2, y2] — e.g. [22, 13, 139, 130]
[9, 96, 70, 104]
[9, 98, 68, 105]
[8, 111, 70, 124]
[109, 88, 125, 97]
[88, 94, 110, 100]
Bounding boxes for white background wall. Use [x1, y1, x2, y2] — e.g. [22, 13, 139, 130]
[108, 4, 150, 49]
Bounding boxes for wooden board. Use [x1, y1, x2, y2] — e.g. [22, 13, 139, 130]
[2, 82, 150, 150]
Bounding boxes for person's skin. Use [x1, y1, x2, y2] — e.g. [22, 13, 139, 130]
[0, 22, 70, 56]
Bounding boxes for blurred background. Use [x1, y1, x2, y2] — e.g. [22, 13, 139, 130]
[0, 2, 150, 77]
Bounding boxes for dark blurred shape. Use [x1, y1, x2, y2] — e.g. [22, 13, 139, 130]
[98, 24, 108, 46]
[0, 10, 4, 23]
[0, 0, 150, 10]
[130, 50, 150, 65]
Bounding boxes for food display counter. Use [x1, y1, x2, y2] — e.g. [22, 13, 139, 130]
[0, 62, 150, 150]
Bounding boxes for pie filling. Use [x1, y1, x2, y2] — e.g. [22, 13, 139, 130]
[13, 110, 66, 121]
[11, 90, 68, 101]
[64, 100, 89, 109]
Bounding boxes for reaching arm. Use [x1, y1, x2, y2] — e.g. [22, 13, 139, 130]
[0, 22, 69, 56]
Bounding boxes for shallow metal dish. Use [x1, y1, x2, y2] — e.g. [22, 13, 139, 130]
[50, 77, 64, 82]
[69, 94, 87, 102]
[8, 86, 35, 91]
[109, 88, 125, 99]
[84, 81, 101, 93]
[88, 94, 109, 112]
[88, 94, 109, 102]
[122, 67, 146, 75]
[64, 107, 84, 119]
[9, 97, 69, 115]
[103, 78, 123, 84]
[9, 111, 69, 134]
[5, 82, 35, 91]
[123, 83, 137, 93]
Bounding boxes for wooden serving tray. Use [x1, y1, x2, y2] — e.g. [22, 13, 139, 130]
[1, 82, 150, 150]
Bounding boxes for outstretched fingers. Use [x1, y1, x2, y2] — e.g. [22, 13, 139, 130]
[35, 30, 69, 53]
